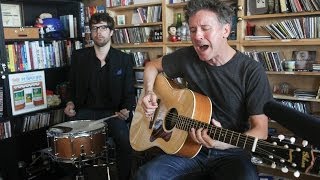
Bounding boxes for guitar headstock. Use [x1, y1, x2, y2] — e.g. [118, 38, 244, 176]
[253, 135, 317, 178]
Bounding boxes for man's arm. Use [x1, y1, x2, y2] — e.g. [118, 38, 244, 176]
[143, 57, 163, 92]
[245, 114, 269, 140]
[141, 57, 163, 117]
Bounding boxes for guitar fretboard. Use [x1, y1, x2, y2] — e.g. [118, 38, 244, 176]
[175, 115, 256, 152]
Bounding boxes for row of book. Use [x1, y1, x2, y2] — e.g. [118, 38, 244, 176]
[0, 109, 66, 139]
[0, 87, 3, 118]
[247, 0, 320, 15]
[277, 99, 310, 114]
[59, 14, 77, 38]
[136, 6, 162, 24]
[244, 51, 284, 72]
[20, 109, 66, 133]
[261, 16, 320, 39]
[285, 0, 320, 12]
[112, 26, 161, 44]
[169, 0, 190, 4]
[294, 89, 318, 99]
[313, 63, 320, 71]
[132, 51, 149, 67]
[0, 121, 11, 140]
[106, 0, 160, 7]
[5, 40, 82, 72]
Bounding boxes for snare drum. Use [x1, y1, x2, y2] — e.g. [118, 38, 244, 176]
[47, 120, 106, 162]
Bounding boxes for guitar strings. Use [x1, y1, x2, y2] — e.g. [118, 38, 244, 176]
[163, 112, 297, 168]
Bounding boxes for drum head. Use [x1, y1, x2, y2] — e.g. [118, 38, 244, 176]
[48, 120, 105, 136]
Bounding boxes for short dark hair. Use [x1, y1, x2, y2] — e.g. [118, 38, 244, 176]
[89, 12, 115, 30]
[184, 0, 234, 25]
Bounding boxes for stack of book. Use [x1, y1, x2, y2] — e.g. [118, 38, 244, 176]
[312, 63, 320, 71]
[244, 35, 272, 40]
[294, 89, 317, 99]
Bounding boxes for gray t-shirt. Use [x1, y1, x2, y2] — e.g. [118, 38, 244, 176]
[162, 46, 273, 133]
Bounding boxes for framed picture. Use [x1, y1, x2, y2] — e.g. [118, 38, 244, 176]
[8, 71, 47, 116]
[117, 15, 126, 25]
[292, 51, 316, 70]
[1, 3, 23, 27]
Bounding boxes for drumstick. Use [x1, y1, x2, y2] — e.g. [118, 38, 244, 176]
[90, 114, 118, 126]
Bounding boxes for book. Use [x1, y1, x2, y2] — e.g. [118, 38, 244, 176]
[247, 0, 269, 15]
[60, 14, 75, 38]
[279, 0, 289, 12]
[244, 35, 272, 40]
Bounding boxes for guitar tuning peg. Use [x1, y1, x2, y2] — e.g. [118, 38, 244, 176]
[284, 144, 289, 149]
[296, 147, 301, 152]
[290, 137, 296, 144]
[294, 171, 300, 177]
[281, 166, 289, 173]
[278, 134, 285, 141]
[302, 140, 308, 147]
[272, 142, 277, 146]
[271, 162, 276, 169]
[292, 163, 297, 167]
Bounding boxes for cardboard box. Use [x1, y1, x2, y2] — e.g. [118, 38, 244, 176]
[4, 27, 39, 39]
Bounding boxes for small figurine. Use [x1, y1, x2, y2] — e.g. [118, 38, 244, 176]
[168, 24, 177, 42]
[34, 13, 52, 28]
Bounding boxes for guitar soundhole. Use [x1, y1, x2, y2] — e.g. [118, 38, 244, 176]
[164, 108, 178, 131]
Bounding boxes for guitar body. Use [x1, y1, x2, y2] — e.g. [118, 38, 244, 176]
[130, 74, 212, 158]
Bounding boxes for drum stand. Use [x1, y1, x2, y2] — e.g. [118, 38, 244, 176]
[74, 147, 86, 180]
[74, 142, 111, 180]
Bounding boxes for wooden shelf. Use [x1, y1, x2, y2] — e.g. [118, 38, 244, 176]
[241, 39, 320, 46]
[107, 2, 162, 11]
[112, 42, 163, 48]
[115, 22, 162, 28]
[166, 2, 187, 9]
[273, 94, 320, 102]
[242, 11, 320, 20]
[266, 71, 320, 76]
[165, 41, 192, 47]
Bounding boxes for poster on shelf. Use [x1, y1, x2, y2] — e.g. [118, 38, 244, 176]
[1, 3, 23, 27]
[8, 71, 47, 116]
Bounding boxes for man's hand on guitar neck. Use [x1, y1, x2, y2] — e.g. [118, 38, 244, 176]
[141, 90, 159, 118]
[190, 119, 235, 149]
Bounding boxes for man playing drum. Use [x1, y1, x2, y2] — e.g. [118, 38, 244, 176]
[64, 12, 136, 180]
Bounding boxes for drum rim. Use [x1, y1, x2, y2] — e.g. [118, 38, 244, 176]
[47, 120, 106, 136]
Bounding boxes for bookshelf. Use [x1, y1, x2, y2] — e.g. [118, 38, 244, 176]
[0, 0, 84, 179]
[238, 0, 320, 116]
[239, 0, 320, 179]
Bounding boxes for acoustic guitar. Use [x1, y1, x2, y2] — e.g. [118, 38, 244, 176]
[129, 73, 320, 177]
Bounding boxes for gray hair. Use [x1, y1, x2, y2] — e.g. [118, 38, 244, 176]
[184, 0, 234, 25]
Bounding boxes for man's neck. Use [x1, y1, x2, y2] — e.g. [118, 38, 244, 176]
[207, 46, 236, 66]
[94, 42, 111, 66]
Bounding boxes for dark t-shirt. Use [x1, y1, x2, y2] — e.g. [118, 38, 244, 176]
[162, 46, 273, 133]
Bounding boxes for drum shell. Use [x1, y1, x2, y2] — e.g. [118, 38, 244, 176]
[47, 120, 106, 162]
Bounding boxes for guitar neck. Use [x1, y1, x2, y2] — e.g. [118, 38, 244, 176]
[175, 115, 257, 152]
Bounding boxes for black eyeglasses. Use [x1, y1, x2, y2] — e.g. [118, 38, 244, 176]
[91, 25, 111, 32]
